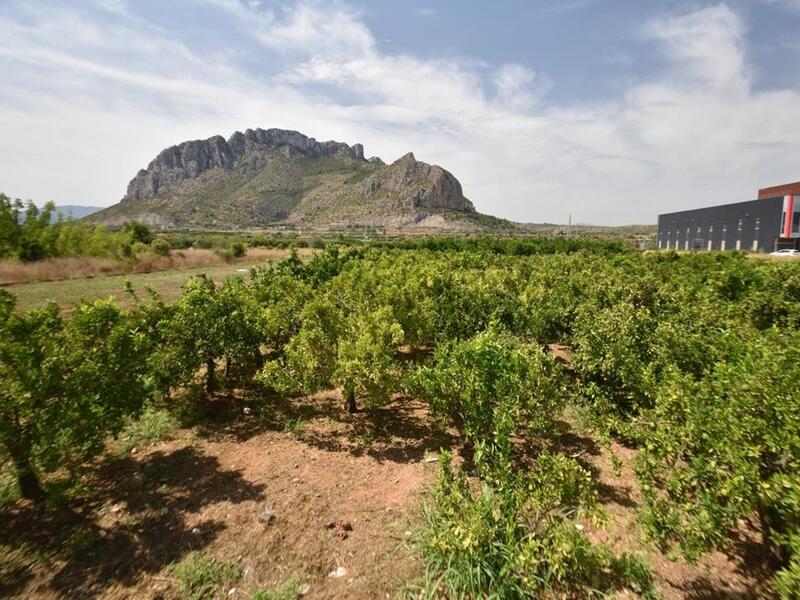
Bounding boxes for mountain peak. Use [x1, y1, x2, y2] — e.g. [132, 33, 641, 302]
[395, 152, 416, 163]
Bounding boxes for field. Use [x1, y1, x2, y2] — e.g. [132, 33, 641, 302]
[2, 238, 799, 599]
[3, 248, 316, 311]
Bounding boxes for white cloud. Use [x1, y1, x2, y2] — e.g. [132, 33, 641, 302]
[0, 1, 799, 224]
[493, 64, 550, 109]
[643, 4, 749, 92]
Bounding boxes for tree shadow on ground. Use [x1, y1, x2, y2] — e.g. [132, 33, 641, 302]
[547, 419, 639, 509]
[0, 446, 264, 599]
[677, 575, 763, 600]
[190, 385, 458, 465]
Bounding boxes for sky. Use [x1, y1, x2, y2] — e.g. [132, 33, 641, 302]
[1, 1, 800, 224]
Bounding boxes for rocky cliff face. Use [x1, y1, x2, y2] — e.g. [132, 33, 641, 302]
[123, 128, 365, 203]
[362, 152, 474, 212]
[92, 128, 486, 229]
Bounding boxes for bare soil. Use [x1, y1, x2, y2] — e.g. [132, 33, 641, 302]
[0, 390, 777, 599]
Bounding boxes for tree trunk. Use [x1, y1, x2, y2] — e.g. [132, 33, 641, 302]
[253, 349, 264, 370]
[206, 356, 215, 394]
[6, 440, 45, 502]
[758, 501, 788, 567]
[344, 388, 357, 414]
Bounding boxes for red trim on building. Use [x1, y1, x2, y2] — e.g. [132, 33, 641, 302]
[785, 195, 795, 238]
[760, 182, 800, 199]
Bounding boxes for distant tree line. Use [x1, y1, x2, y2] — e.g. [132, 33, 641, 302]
[0, 193, 157, 261]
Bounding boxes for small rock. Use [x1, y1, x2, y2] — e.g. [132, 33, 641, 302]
[191, 527, 201, 535]
[130, 447, 137, 455]
[243, 407, 252, 415]
[328, 566, 347, 578]
[258, 508, 276, 525]
[298, 583, 310, 596]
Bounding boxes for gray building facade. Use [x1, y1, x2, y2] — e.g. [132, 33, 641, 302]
[657, 196, 792, 252]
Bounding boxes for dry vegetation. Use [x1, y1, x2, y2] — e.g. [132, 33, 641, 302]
[0, 248, 317, 286]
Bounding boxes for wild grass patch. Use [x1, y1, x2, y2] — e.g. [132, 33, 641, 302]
[171, 552, 240, 600]
[117, 405, 178, 455]
[250, 574, 306, 600]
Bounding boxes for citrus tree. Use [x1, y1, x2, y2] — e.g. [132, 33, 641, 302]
[0, 293, 154, 500]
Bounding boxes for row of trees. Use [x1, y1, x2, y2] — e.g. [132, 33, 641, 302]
[2, 242, 799, 595]
[0, 193, 159, 261]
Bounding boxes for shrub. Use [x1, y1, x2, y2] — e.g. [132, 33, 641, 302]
[636, 331, 800, 569]
[231, 241, 246, 258]
[122, 222, 154, 245]
[151, 238, 171, 257]
[416, 451, 655, 598]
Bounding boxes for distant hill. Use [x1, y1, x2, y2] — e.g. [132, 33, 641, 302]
[89, 128, 508, 231]
[54, 205, 102, 221]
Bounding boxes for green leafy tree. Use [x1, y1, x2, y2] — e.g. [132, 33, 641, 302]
[262, 297, 403, 413]
[413, 328, 562, 462]
[122, 222, 154, 245]
[636, 330, 800, 586]
[0, 294, 154, 500]
[157, 274, 262, 394]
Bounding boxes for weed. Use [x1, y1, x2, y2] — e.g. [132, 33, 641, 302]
[117, 405, 178, 455]
[282, 416, 307, 438]
[171, 552, 241, 600]
[250, 574, 306, 600]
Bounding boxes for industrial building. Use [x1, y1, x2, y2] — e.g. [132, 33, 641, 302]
[657, 182, 800, 252]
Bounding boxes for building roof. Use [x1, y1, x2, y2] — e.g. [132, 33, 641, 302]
[758, 182, 800, 199]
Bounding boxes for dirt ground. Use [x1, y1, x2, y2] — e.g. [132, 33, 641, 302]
[0, 389, 777, 599]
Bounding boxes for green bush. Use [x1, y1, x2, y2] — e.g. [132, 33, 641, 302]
[416, 451, 655, 598]
[637, 330, 800, 565]
[151, 238, 172, 257]
[231, 241, 246, 258]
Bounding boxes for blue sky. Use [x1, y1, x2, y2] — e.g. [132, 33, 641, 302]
[1, 0, 800, 224]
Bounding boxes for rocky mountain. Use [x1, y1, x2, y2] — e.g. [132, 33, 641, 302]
[89, 128, 502, 230]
